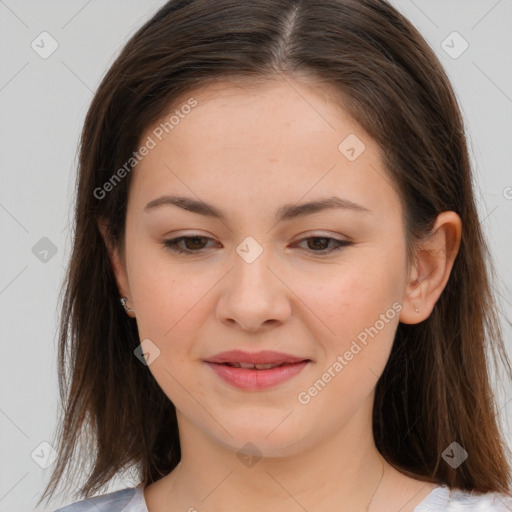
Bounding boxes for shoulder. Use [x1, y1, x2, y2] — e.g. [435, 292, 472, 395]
[415, 485, 512, 511]
[54, 486, 147, 512]
[450, 489, 512, 511]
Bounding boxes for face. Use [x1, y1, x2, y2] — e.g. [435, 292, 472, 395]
[111, 77, 412, 457]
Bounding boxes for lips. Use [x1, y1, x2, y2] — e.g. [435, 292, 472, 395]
[222, 362, 290, 370]
[204, 350, 311, 390]
[205, 349, 309, 365]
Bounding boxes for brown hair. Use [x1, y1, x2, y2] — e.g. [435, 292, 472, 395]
[39, 0, 512, 506]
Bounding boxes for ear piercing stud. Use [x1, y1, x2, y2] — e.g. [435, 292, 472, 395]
[120, 296, 134, 313]
[413, 304, 420, 313]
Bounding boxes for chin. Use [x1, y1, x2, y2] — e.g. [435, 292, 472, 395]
[207, 417, 312, 459]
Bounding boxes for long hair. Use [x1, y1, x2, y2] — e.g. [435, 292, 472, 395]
[39, 0, 512, 506]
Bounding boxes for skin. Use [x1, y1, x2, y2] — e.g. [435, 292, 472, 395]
[99, 76, 461, 512]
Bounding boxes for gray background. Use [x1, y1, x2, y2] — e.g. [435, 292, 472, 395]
[0, 1, 511, 511]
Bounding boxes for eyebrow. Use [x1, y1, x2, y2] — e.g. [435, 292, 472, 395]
[144, 194, 372, 222]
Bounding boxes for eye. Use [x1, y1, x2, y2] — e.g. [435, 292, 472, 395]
[163, 235, 351, 255]
[163, 235, 215, 254]
[293, 236, 352, 254]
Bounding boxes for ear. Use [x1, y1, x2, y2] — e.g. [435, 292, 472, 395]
[400, 211, 462, 324]
[97, 217, 135, 317]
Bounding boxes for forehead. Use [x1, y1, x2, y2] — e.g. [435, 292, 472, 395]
[128, 77, 399, 222]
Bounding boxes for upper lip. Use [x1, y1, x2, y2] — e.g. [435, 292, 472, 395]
[205, 350, 310, 365]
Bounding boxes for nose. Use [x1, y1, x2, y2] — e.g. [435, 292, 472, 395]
[216, 245, 292, 333]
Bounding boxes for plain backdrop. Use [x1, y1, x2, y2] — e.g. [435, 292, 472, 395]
[0, 1, 511, 511]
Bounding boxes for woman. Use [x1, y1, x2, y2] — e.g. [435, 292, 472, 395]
[40, 0, 512, 510]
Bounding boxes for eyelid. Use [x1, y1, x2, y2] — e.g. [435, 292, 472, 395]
[163, 231, 350, 244]
[294, 230, 350, 240]
[162, 232, 352, 256]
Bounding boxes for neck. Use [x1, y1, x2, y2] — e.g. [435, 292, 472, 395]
[169, 395, 389, 511]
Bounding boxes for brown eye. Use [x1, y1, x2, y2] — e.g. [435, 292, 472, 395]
[296, 236, 351, 254]
[164, 236, 214, 254]
[307, 237, 330, 250]
[163, 235, 351, 256]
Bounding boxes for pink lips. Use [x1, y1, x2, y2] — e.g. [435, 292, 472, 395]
[204, 350, 311, 391]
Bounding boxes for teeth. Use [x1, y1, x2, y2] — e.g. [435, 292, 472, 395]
[226, 362, 283, 369]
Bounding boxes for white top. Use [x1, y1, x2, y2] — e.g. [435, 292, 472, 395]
[54, 483, 512, 511]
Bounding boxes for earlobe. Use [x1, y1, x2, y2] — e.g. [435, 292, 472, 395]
[400, 211, 462, 324]
[97, 218, 133, 315]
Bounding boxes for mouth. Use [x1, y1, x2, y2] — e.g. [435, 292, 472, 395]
[204, 351, 312, 390]
[214, 361, 307, 370]
[205, 349, 310, 366]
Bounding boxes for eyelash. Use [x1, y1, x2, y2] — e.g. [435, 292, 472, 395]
[163, 235, 352, 255]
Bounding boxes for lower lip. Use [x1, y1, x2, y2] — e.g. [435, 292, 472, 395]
[205, 361, 310, 391]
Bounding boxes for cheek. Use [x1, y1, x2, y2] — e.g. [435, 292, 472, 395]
[297, 271, 400, 410]
[134, 280, 202, 348]
[301, 260, 401, 334]
[125, 246, 204, 343]
[297, 256, 404, 386]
